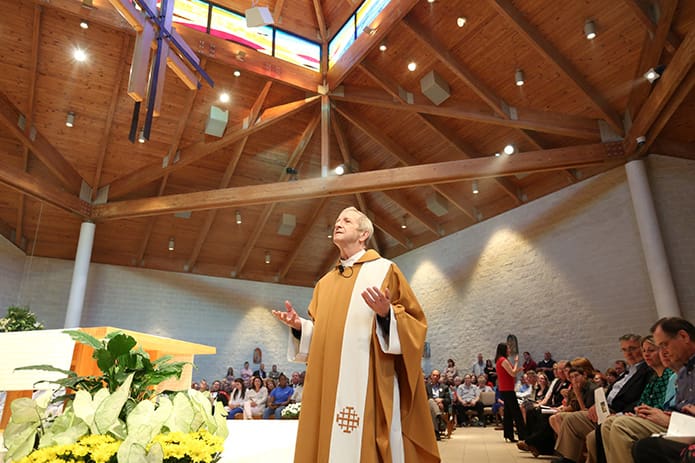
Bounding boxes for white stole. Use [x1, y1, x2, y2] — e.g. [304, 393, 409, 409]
[329, 257, 392, 462]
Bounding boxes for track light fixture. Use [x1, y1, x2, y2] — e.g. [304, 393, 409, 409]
[456, 17, 466, 28]
[65, 111, 75, 128]
[168, 237, 175, 251]
[79, 20, 89, 29]
[644, 65, 665, 83]
[401, 215, 407, 229]
[138, 129, 146, 143]
[235, 210, 242, 225]
[515, 69, 525, 87]
[265, 251, 271, 264]
[472, 180, 479, 195]
[335, 164, 345, 176]
[584, 20, 597, 40]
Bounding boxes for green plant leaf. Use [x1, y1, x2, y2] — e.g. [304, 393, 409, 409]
[146, 442, 164, 463]
[117, 440, 149, 463]
[4, 421, 37, 462]
[107, 333, 138, 358]
[8, 398, 42, 424]
[63, 329, 102, 350]
[94, 373, 133, 434]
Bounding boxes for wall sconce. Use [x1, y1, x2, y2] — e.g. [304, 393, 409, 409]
[168, 237, 175, 251]
[65, 111, 75, 128]
[264, 251, 271, 264]
[235, 210, 242, 225]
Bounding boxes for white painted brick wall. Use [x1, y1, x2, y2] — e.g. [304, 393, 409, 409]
[0, 155, 692, 382]
[0, 238, 25, 310]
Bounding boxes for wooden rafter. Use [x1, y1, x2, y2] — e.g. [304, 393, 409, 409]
[234, 112, 321, 277]
[625, 25, 695, 155]
[91, 142, 626, 221]
[312, 0, 327, 42]
[333, 103, 478, 221]
[106, 96, 319, 199]
[331, 86, 601, 139]
[381, 190, 440, 236]
[489, 0, 624, 134]
[0, 91, 85, 195]
[621, 0, 680, 54]
[185, 82, 273, 272]
[278, 197, 328, 281]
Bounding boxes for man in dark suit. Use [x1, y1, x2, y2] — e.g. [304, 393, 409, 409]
[554, 334, 650, 463]
[426, 369, 451, 440]
[253, 362, 267, 379]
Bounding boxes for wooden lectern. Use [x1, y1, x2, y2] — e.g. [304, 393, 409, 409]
[0, 327, 215, 430]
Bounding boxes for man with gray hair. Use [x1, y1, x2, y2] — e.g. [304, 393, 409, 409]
[272, 207, 440, 462]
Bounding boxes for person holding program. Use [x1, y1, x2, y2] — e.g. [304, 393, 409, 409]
[272, 207, 440, 462]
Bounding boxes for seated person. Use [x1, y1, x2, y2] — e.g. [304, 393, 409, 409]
[243, 376, 268, 419]
[426, 370, 450, 440]
[263, 373, 293, 419]
[226, 378, 246, 419]
[455, 374, 484, 426]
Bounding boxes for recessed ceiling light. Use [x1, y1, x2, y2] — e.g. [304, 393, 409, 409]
[379, 41, 387, 52]
[73, 48, 87, 62]
[219, 92, 230, 103]
[79, 20, 89, 29]
[138, 129, 146, 144]
[233, 69, 241, 77]
[335, 164, 345, 176]
[503, 144, 515, 155]
[427, 0, 435, 3]
[456, 17, 466, 28]
[407, 61, 417, 72]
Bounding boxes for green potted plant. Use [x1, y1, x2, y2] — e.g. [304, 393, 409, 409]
[0, 306, 44, 332]
[3, 330, 228, 463]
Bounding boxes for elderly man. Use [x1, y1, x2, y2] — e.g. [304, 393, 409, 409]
[426, 370, 450, 440]
[554, 334, 650, 463]
[455, 374, 484, 426]
[272, 207, 440, 462]
[632, 317, 695, 463]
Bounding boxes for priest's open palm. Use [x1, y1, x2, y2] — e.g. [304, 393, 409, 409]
[272, 300, 301, 330]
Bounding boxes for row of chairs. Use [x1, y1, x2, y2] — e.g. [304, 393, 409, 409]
[441, 390, 498, 439]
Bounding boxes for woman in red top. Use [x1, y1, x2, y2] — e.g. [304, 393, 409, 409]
[495, 342, 526, 442]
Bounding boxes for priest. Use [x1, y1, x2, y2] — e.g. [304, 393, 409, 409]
[272, 206, 440, 462]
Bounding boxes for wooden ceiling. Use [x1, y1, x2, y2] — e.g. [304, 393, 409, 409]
[0, 0, 693, 287]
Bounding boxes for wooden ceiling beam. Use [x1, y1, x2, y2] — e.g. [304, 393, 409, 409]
[625, 25, 695, 155]
[326, 0, 419, 88]
[381, 190, 440, 236]
[331, 86, 600, 139]
[278, 197, 328, 281]
[106, 96, 319, 199]
[312, 0, 328, 43]
[91, 142, 625, 221]
[234, 112, 321, 277]
[621, 0, 680, 54]
[333, 103, 478, 220]
[0, 91, 85, 195]
[186, 82, 272, 272]
[651, 138, 695, 161]
[489, 0, 624, 135]
[625, 0, 678, 124]
[0, 162, 90, 218]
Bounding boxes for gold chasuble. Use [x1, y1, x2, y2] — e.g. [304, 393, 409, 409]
[289, 250, 440, 462]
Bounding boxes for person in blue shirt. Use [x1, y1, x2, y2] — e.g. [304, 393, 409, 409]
[263, 373, 294, 419]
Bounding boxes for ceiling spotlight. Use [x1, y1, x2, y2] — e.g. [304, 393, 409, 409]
[401, 216, 407, 229]
[584, 19, 597, 40]
[327, 225, 333, 239]
[379, 41, 387, 52]
[235, 210, 242, 225]
[65, 111, 75, 128]
[456, 17, 466, 28]
[73, 48, 87, 62]
[503, 144, 515, 155]
[515, 69, 525, 87]
[472, 180, 479, 195]
[334, 164, 345, 176]
[168, 237, 175, 251]
[219, 92, 230, 103]
[138, 129, 146, 144]
[264, 251, 271, 264]
[407, 61, 417, 72]
[644, 64, 665, 83]
[79, 20, 89, 29]
[427, 0, 435, 3]
[494, 152, 501, 157]
[233, 69, 241, 77]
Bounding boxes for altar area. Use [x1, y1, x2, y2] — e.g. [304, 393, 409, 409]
[221, 419, 298, 462]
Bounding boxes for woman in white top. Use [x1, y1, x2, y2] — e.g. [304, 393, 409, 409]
[243, 376, 268, 419]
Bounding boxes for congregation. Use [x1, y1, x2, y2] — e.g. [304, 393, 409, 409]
[191, 316, 695, 463]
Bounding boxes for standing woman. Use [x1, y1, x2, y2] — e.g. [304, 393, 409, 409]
[495, 342, 525, 442]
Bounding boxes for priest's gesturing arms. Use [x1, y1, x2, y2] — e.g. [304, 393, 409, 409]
[271, 207, 440, 463]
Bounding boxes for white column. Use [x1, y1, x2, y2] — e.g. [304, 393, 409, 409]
[64, 222, 96, 328]
[625, 160, 680, 318]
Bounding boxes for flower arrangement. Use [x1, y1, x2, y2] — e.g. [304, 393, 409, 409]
[3, 330, 228, 463]
[281, 402, 301, 419]
[0, 306, 44, 332]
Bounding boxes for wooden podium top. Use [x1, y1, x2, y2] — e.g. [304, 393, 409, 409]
[78, 327, 216, 356]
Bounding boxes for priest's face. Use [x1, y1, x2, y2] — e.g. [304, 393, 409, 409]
[333, 208, 369, 249]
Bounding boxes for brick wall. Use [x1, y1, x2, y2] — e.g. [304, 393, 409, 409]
[0, 155, 692, 381]
[0, 237, 24, 310]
